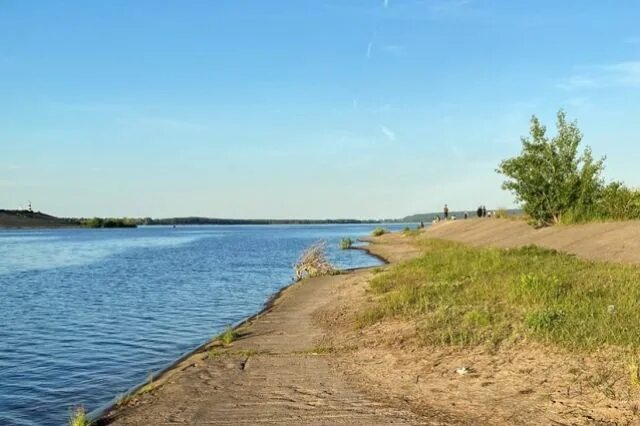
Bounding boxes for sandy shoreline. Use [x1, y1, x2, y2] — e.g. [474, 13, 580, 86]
[90, 243, 385, 423]
[97, 234, 430, 425]
[97, 220, 640, 424]
[89, 266, 300, 423]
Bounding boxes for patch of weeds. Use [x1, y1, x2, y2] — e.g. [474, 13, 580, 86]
[208, 348, 223, 358]
[512, 273, 568, 303]
[232, 349, 260, 357]
[68, 406, 90, 426]
[402, 227, 420, 237]
[524, 309, 565, 333]
[356, 307, 385, 327]
[360, 238, 640, 351]
[304, 345, 335, 354]
[587, 364, 623, 399]
[371, 227, 387, 237]
[137, 373, 156, 395]
[220, 326, 238, 346]
[340, 237, 353, 249]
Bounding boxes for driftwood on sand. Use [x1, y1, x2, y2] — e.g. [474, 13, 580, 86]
[294, 241, 336, 281]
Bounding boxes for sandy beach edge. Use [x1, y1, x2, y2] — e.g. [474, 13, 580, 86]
[90, 240, 389, 424]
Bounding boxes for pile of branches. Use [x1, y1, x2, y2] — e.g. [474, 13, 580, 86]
[294, 241, 336, 281]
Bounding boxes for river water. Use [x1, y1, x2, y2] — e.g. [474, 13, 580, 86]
[0, 224, 408, 425]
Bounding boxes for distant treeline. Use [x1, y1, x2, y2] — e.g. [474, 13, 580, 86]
[81, 217, 137, 228]
[0, 209, 405, 228]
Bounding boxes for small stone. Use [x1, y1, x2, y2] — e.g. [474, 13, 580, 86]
[456, 366, 471, 376]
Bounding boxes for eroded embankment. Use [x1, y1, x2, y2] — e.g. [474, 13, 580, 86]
[426, 217, 640, 264]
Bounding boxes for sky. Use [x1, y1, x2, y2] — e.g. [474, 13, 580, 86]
[1, 1, 639, 219]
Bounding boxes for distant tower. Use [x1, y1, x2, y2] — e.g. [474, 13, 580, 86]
[27, 201, 33, 213]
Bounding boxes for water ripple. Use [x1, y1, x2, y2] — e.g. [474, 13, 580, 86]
[0, 224, 399, 425]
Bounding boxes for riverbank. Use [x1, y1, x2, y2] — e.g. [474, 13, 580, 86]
[98, 234, 436, 424]
[99, 220, 640, 424]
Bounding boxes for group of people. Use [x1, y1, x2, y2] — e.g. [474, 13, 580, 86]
[432, 204, 493, 224]
[476, 205, 488, 217]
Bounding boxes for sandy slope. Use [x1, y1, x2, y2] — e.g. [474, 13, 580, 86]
[426, 218, 640, 264]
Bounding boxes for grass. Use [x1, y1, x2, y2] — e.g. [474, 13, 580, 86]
[361, 238, 640, 351]
[340, 237, 353, 249]
[371, 227, 387, 237]
[402, 227, 421, 237]
[494, 208, 510, 219]
[68, 406, 90, 426]
[209, 348, 223, 358]
[219, 326, 238, 345]
[305, 345, 335, 354]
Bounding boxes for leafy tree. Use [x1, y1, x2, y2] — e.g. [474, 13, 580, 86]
[497, 110, 605, 226]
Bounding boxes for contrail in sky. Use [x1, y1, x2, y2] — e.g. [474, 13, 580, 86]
[380, 125, 396, 141]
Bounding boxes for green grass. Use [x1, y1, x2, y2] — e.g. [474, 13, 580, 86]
[402, 227, 421, 237]
[68, 406, 90, 426]
[371, 227, 387, 237]
[361, 239, 640, 351]
[219, 326, 238, 345]
[340, 237, 353, 249]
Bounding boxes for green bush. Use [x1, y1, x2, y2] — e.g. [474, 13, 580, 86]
[498, 110, 640, 226]
[563, 182, 640, 223]
[497, 110, 604, 226]
[371, 227, 387, 237]
[340, 238, 353, 249]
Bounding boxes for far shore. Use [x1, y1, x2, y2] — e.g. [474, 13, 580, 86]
[0, 209, 409, 229]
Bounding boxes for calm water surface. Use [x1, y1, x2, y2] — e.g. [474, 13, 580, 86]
[0, 224, 410, 425]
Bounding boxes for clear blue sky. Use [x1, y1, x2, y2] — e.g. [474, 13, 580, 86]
[1, 1, 639, 219]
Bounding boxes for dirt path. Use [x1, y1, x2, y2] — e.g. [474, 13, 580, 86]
[101, 235, 447, 425]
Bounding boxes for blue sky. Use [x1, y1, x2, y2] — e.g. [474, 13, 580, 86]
[1, 1, 639, 219]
